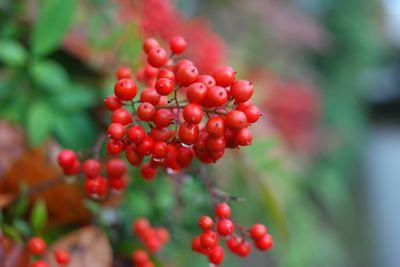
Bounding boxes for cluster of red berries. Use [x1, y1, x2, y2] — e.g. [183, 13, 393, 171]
[27, 237, 70, 267]
[191, 203, 273, 265]
[131, 218, 170, 267]
[57, 150, 128, 198]
[132, 218, 170, 253]
[104, 36, 261, 180]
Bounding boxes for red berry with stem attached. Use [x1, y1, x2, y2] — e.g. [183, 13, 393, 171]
[30, 260, 48, 267]
[140, 87, 161, 105]
[83, 159, 101, 178]
[198, 216, 214, 231]
[104, 95, 123, 111]
[243, 105, 261, 123]
[212, 66, 236, 87]
[143, 38, 159, 54]
[179, 122, 199, 145]
[153, 109, 174, 128]
[137, 102, 156, 121]
[107, 123, 126, 140]
[254, 233, 273, 251]
[155, 77, 174, 95]
[28, 237, 46, 255]
[176, 65, 199, 86]
[230, 80, 254, 103]
[141, 162, 157, 180]
[186, 82, 208, 104]
[111, 108, 132, 125]
[206, 116, 225, 137]
[57, 149, 77, 169]
[125, 144, 143, 166]
[176, 147, 194, 168]
[234, 127, 253, 146]
[152, 141, 168, 159]
[216, 219, 235, 236]
[148, 47, 168, 68]
[200, 231, 218, 249]
[208, 246, 224, 265]
[106, 139, 124, 155]
[249, 224, 267, 240]
[183, 103, 203, 124]
[114, 78, 137, 101]
[169, 36, 187, 54]
[215, 203, 231, 218]
[115, 66, 132, 80]
[127, 126, 146, 144]
[132, 249, 149, 265]
[207, 86, 229, 107]
[137, 136, 154, 156]
[197, 75, 216, 88]
[225, 110, 248, 130]
[54, 250, 70, 265]
[106, 158, 126, 178]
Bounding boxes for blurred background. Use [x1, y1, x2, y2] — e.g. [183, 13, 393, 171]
[1, 0, 399, 266]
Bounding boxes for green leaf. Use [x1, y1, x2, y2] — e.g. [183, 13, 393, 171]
[11, 183, 29, 217]
[27, 100, 54, 146]
[51, 84, 97, 112]
[31, 0, 76, 57]
[84, 199, 101, 215]
[13, 219, 32, 236]
[30, 200, 47, 233]
[2, 224, 20, 241]
[30, 60, 70, 92]
[0, 39, 27, 66]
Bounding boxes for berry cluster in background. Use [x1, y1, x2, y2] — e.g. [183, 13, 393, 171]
[27, 237, 70, 267]
[192, 203, 273, 265]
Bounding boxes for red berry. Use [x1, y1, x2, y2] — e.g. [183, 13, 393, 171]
[127, 126, 146, 144]
[104, 95, 123, 111]
[125, 144, 143, 166]
[141, 262, 155, 267]
[249, 224, 267, 240]
[197, 75, 216, 88]
[200, 231, 218, 249]
[226, 236, 241, 253]
[140, 87, 161, 105]
[155, 227, 170, 244]
[109, 176, 126, 191]
[133, 218, 150, 235]
[212, 66, 236, 87]
[234, 127, 253, 146]
[207, 86, 228, 107]
[225, 110, 248, 130]
[230, 80, 254, 102]
[137, 102, 156, 121]
[132, 249, 149, 265]
[106, 139, 124, 155]
[114, 78, 137, 101]
[153, 109, 174, 128]
[82, 159, 101, 178]
[206, 116, 225, 137]
[107, 123, 126, 140]
[143, 64, 158, 80]
[194, 131, 208, 151]
[54, 250, 70, 265]
[236, 100, 253, 111]
[57, 149, 77, 169]
[192, 236, 208, 254]
[236, 241, 251, 257]
[169, 36, 187, 54]
[137, 136, 154, 156]
[157, 68, 176, 82]
[27, 237, 46, 255]
[141, 162, 157, 180]
[152, 141, 168, 159]
[176, 65, 199, 86]
[115, 66, 132, 80]
[216, 219, 235, 236]
[243, 105, 261, 123]
[178, 122, 199, 145]
[186, 82, 208, 104]
[106, 158, 126, 178]
[63, 159, 81, 175]
[85, 176, 108, 196]
[30, 260, 48, 267]
[176, 147, 194, 168]
[198, 216, 214, 231]
[143, 38, 159, 54]
[175, 59, 194, 71]
[150, 127, 173, 142]
[111, 108, 132, 125]
[155, 77, 174, 95]
[148, 47, 168, 68]
[206, 136, 225, 152]
[208, 246, 224, 265]
[215, 203, 231, 218]
[183, 103, 203, 124]
[254, 234, 273, 251]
